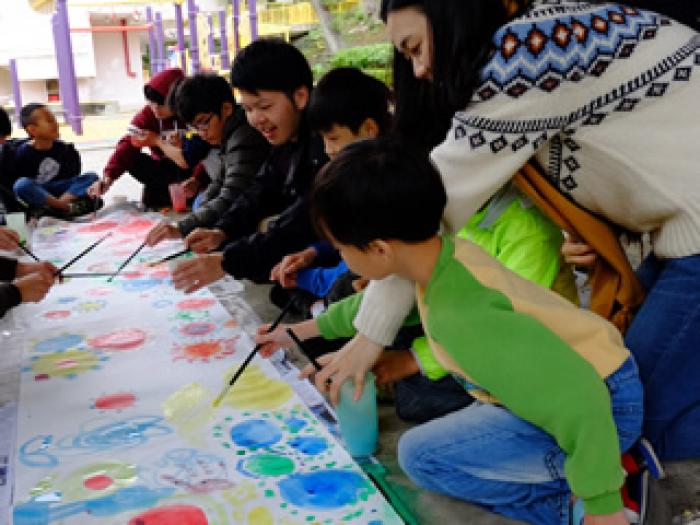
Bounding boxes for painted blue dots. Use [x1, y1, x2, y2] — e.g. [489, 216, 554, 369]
[230, 419, 282, 449]
[288, 436, 328, 455]
[278, 470, 366, 509]
[34, 334, 84, 354]
[284, 417, 307, 433]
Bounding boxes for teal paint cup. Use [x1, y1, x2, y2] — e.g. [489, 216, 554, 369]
[336, 372, 378, 457]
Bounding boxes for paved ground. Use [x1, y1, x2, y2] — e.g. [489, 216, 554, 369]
[74, 119, 700, 524]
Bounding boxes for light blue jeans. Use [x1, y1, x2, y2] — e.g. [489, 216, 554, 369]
[398, 357, 642, 525]
[13, 172, 98, 207]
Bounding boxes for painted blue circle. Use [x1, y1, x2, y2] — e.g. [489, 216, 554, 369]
[34, 334, 84, 354]
[288, 436, 328, 455]
[121, 279, 161, 292]
[57, 296, 78, 304]
[278, 470, 366, 509]
[284, 417, 307, 433]
[230, 419, 282, 449]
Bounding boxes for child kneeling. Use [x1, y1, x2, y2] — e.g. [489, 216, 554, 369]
[258, 138, 642, 525]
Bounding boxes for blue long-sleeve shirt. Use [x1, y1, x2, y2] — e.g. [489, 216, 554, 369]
[296, 260, 348, 297]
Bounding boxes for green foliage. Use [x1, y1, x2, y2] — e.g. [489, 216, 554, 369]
[330, 42, 392, 69]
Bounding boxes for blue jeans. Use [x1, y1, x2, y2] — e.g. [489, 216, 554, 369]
[397, 357, 642, 525]
[13, 172, 98, 207]
[626, 253, 700, 460]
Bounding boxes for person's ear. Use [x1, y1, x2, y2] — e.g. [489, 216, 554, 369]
[221, 101, 234, 119]
[368, 239, 394, 262]
[358, 118, 380, 139]
[292, 86, 310, 111]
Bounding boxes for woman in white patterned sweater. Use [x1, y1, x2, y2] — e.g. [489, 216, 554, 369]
[310, 0, 700, 466]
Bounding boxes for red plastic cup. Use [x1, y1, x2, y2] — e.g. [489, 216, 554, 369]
[169, 183, 187, 212]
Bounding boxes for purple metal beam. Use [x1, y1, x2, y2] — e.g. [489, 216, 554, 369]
[154, 11, 165, 72]
[207, 13, 216, 68]
[52, 0, 82, 135]
[8, 59, 22, 127]
[231, 0, 240, 53]
[174, 2, 187, 75]
[145, 6, 157, 75]
[249, 0, 258, 41]
[219, 10, 229, 70]
[187, 0, 200, 73]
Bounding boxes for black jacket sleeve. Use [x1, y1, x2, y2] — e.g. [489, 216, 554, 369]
[60, 143, 82, 180]
[0, 256, 20, 318]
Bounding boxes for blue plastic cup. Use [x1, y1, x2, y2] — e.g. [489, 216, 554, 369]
[335, 372, 378, 457]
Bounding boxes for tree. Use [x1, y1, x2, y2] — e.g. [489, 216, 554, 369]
[309, 0, 346, 53]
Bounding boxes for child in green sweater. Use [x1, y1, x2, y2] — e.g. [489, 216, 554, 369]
[256, 138, 642, 525]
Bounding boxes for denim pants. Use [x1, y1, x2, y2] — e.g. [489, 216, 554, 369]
[625, 253, 700, 460]
[397, 357, 642, 525]
[13, 172, 98, 207]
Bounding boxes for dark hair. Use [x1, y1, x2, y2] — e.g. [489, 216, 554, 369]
[230, 38, 313, 97]
[0, 107, 11, 137]
[19, 103, 47, 131]
[307, 67, 392, 134]
[380, 0, 526, 151]
[310, 137, 446, 249]
[169, 73, 235, 123]
[144, 84, 165, 105]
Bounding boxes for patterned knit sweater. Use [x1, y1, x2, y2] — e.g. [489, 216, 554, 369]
[354, 0, 700, 345]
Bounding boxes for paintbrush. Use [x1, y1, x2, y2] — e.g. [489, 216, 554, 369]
[107, 241, 146, 282]
[62, 272, 114, 278]
[15, 241, 41, 263]
[148, 249, 191, 267]
[54, 232, 112, 276]
[211, 301, 294, 408]
[286, 327, 332, 386]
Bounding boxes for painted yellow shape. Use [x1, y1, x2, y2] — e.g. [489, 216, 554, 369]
[221, 364, 292, 410]
[32, 349, 99, 378]
[222, 481, 259, 522]
[247, 506, 274, 525]
[162, 382, 215, 447]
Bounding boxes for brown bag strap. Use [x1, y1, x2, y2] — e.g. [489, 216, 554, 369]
[513, 162, 645, 333]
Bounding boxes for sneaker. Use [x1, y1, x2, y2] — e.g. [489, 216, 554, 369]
[622, 451, 649, 524]
[66, 197, 103, 218]
[636, 438, 665, 480]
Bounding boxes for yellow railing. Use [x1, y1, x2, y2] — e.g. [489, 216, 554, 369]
[257, 0, 360, 27]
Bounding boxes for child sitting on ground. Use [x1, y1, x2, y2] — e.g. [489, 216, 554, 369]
[13, 104, 98, 218]
[0, 226, 56, 318]
[145, 73, 269, 246]
[257, 138, 642, 525]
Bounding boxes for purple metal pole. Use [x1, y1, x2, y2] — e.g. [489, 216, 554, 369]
[8, 59, 22, 127]
[219, 10, 229, 69]
[155, 11, 165, 72]
[52, 0, 82, 135]
[249, 0, 258, 41]
[207, 14, 216, 69]
[187, 0, 200, 73]
[145, 6, 157, 75]
[174, 2, 187, 75]
[231, 0, 240, 53]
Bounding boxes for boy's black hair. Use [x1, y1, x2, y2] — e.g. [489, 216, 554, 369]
[144, 85, 165, 105]
[307, 67, 392, 134]
[230, 38, 313, 97]
[0, 107, 11, 137]
[169, 73, 235, 123]
[19, 103, 47, 131]
[310, 137, 446, 249]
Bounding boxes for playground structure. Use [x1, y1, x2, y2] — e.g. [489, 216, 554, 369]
[5, 0, 360, 136]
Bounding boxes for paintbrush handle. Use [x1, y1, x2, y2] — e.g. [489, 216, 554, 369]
[149, 249, 190, 266]
[16, 242, 41, 263]
[62, 272, 113, 278]
[56, 233, 111, 274]
[107, 241, 146, 281]
[286, 328, 322, 371]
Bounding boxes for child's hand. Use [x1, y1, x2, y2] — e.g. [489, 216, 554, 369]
[181, 177, 200, 199]
[13, 272, 55, 303]
[185, 228, 227, 254]
[372, 350, 420, 385]
[0, 227, 19, 251]
[87, 178, 111, 197]
[130, 130, 158, 149]
[15, 261, 58, 280]
[583, 510, 629, 525]
[269, 247, 318, 288]
[171, 253, 224, 294]
[255, 323, 293, 357]
[146, 221, 182, 247]
[562, 236, 597, 266]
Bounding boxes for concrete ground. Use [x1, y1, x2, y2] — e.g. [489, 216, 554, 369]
[75, 120, 700, 525]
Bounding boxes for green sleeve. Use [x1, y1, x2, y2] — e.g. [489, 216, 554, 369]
[428, 262, 623, 515]
[317, 292, 421, 341]
[411, 336, 450, 381]
[494, 204, 563, 288]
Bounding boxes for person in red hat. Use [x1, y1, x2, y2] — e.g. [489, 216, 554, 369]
[89, 68, 204, 208]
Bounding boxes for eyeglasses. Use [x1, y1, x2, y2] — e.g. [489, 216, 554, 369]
[188, 113, 215, 132]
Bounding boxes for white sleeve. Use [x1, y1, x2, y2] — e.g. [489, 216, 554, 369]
[353, 274, 415, 346]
